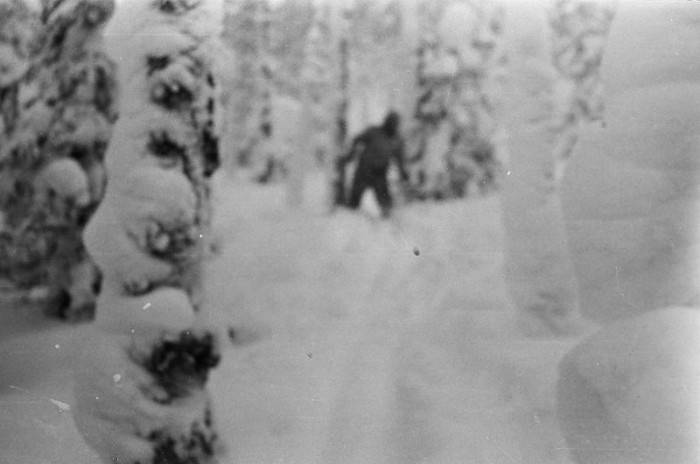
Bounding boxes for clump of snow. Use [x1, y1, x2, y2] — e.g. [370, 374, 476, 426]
[84, 198, 176, 298]
[84, 168, 197, 299]
[117, 167, 197, 234]
[34, 158, 90, 207]
[95, 285, 195, 334]
[73, 324, 215, 463]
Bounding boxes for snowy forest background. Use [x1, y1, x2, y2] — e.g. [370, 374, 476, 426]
[1, 0, 700, 463]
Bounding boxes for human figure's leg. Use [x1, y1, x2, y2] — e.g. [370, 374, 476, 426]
[347, 171, 368, 209]
[372, 175, 393, 217]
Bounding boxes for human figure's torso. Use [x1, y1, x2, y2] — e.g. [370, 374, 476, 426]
[357, 127, 401, 173]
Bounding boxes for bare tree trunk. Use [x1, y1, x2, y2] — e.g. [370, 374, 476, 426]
[74, 1, 226, 462]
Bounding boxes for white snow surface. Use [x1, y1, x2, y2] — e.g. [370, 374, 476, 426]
[0, 170, 571, 463]
[0, 168, 698, 463]
[3, 3, 700, 461]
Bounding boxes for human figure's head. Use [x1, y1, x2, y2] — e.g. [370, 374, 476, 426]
[382, 111, 401, 137]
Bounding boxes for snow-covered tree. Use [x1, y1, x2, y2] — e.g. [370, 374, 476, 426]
[407, 0, 506, 201]
[497, 0, 615, 336]
[73, 1, 226, 462]
[0, 0, 117, 319]
[548, 0, 616, 183]
[0, 0, 37, 138]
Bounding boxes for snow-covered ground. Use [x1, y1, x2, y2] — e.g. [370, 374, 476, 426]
[3, 2, 700, 463]
[209, 172, 576, 464]
[0, 170, 577, 463]
[1, 162, 699, 463]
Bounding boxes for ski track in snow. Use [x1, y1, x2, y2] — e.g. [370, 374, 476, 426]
[208, 173, 576, 464]
[0, 173, 577, 464]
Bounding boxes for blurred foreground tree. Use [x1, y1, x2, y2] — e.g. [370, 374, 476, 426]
[74, 0, 227, 462]
[497, 0, 616, 336]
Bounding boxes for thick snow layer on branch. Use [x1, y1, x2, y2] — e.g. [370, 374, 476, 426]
[106, 0, 223, 54]
[0, 45, 29, 86]
[84, 168, 196, 296]
[84, 199, 177, 296]
[117, 167, 197, 228]
[74, 323, 214, 462]
[102, 114, 196, 178]
[95, 285, 196, 333]
[34, 158, 90, 207]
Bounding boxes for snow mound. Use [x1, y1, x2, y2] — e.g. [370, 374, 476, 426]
[558, 307, 700, 464]
[34, 158, 90, 206]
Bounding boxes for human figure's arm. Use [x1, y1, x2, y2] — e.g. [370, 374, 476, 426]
[338, 131, 367, 166]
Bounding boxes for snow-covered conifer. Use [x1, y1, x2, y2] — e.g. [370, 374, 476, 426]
[408, 0, 505, 200]
[73, 1, 226, 462]
[0, 0, 38, 136]
[0, 0, 117, 319]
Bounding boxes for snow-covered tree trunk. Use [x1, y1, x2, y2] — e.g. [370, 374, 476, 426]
[497, 0, 614, 336]
[0, 0, 117, 319]
[74, 1, 226, 462]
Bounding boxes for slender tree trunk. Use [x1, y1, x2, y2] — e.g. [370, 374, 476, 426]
[330, 5, 350, 209]
[74, 1, 226, 462]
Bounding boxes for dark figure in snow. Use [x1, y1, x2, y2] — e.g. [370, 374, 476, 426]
[341, 111, 408, 217]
